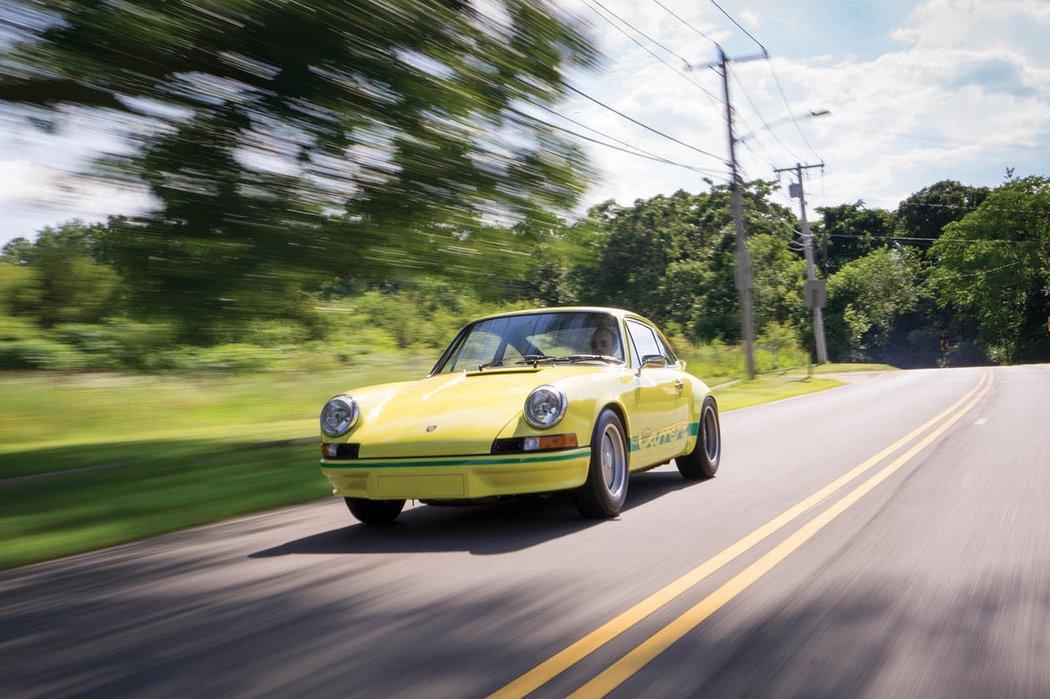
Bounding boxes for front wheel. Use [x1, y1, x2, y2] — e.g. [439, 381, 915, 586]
[345, 497, 405, 525]
[676, 395, 721, 480]
[572, 409, 629, 518]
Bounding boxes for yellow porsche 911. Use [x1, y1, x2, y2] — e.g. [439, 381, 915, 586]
[319, 307, 720, 524]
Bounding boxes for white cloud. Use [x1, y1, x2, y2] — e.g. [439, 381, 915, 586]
[0, 158, 152, 239]
[0, 109, 151, 240]
[567, 0, 1050, 217]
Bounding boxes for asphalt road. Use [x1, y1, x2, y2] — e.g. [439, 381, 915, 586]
[2, 365, 1048, 698]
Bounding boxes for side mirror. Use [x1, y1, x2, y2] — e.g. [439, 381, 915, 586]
[637, 354, 667, 375]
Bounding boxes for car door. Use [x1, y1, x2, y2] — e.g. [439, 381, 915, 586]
[624, 319, 689, 466]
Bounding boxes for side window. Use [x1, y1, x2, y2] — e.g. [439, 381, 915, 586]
[626, 321, 661, 364]
[655, 332, 677, 364]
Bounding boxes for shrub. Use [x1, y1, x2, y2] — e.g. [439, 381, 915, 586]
[0, 339, 89, 370]
[0, 315, 41, 342]
[148, 343, 283, 372]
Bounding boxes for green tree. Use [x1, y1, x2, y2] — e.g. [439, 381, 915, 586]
[578, 182, 799, 342]
[928, 177, 1050, 363]
[1, 237, 33, 265]
[880, 181, 990, 365]
[1, 1, 597, 342]
[825, 248, 924, 361]
[896, 180, 990, 247]
[814, 202, 896, 275]
[5, 221, 124, 327]
[749, 232, 807, 337]
[503, 216, 607, 307]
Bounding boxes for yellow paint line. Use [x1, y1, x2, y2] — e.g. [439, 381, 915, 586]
[488, 370, 990, 699]
[570, 369, 993, 697]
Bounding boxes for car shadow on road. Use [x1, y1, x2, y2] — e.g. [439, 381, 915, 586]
[249, 468, 701, 557]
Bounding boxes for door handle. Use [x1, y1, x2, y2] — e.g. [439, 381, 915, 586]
[674, 380, 684, 392]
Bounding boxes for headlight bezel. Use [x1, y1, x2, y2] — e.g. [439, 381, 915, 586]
[524, 385, 568, 430]
[320, 394, 359, 437]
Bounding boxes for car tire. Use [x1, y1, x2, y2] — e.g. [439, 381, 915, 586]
[572, 409, 629, 518]
[344, 497, 405, 525]
[676, 395, 720, 480]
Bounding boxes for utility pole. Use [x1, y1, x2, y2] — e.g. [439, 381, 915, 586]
[716, 47, 765, 379]
[775, 162, 828, 364]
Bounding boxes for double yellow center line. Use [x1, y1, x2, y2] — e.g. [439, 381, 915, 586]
[491, 369, 993, 699]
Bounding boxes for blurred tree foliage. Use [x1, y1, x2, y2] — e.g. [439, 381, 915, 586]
[0, 0, 597, 342]
[1, 171, 1047, 370]
[1, 237, 33, 265]
[896, 180, 990, 246]
[813, 201, 896, 276]
[928, 176, 1050, 363]
[825, 248, 924, 361]
[575, 182, 802, 342]
[2, 221, 123, 327]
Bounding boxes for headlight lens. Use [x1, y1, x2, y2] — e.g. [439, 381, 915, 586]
[524, 385, 568, 429]
[321, 395, 359, 437]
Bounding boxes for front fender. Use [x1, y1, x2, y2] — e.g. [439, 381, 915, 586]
[683, 375, 714, 453]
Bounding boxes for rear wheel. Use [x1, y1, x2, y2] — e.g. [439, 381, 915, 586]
[676, 395, 720, 480]
[344, 497, 405, 525]
[572, 409, 628, 518]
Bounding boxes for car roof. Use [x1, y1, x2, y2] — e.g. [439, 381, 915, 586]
[471, 306, 657, 327]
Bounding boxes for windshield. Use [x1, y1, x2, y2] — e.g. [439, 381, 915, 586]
[435, 312, 625, 373]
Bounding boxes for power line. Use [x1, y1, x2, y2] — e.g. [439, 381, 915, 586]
[761, 59, 822, 161]
[731, 69, 802, 163]
[639, 0, 805, 173]
[826, 233, 1041, 245]
[511, 107, 724, 176]
[535, 103, 716, 168]
[705, 0, 823, 162]
[709, 0, 765, 52]
[582, 0, 724, 106]
[651, 0, 718, 51]
[845, 199, 1050, 217]
[564, 84, 726, 163]
[553, 124, 722, 175]
[588, 0, 690, 68]
[738, 138, 775, 170]
[933, 260, 1028, 281]
[734, 114, 778, 169]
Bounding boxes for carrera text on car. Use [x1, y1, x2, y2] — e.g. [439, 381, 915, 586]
[319, 307, 721, 523]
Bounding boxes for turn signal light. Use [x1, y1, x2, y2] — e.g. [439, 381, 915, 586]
[523, 433, 578, 451]
[322, 443, 360, 459]
[492, 434, 578, 454]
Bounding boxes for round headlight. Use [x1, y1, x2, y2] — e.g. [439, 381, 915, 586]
[321, 395, 359, 437]
[524, 385, 568, 429]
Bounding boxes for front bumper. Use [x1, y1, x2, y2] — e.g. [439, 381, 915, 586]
[320, 448, 591, 500]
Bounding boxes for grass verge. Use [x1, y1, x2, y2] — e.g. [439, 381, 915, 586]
[0, 441, 329, 570]
[713, 375, 844, 412]
[806, 362, 898, 374]
[0, 366, 862, 570]
[0, 356, 435, 455]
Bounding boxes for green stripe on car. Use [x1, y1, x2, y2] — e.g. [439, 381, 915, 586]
[323, 448, 591, 469]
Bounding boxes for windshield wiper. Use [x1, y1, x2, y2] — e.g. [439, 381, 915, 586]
[516, 354, 624, 365]
[514, 354, 625, 366]
[515, 354, 552, 367]
[561, 354, 624, 364]
[476, 360, 504, 370]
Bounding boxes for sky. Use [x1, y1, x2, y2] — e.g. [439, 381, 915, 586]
[2, 0, 1049, 245]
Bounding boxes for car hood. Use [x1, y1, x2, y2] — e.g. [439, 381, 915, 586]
[347, 366, 600, 458]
